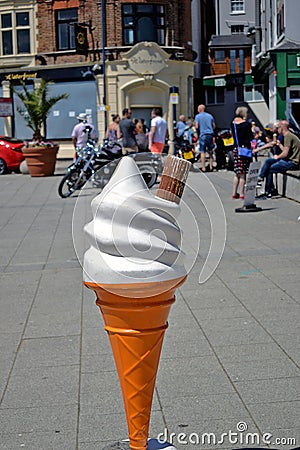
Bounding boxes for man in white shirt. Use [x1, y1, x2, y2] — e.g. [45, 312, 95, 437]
[72, 113, 97, 151]
[149, 107, 168, 154]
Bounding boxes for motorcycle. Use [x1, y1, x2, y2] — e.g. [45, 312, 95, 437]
[58, 138, 161, 198]
[215, 129, 235, 171]
[174, 135, 198, 164]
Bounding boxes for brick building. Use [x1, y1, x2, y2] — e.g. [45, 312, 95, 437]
[0, 0, 194, 141]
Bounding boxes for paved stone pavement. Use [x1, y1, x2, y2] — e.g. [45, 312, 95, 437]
[0, 159, 299, 450]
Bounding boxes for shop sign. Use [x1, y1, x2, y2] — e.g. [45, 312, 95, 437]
[0, 66, 100, 83]
[0, 97, 13, 117]
[214, 78, 226, 87]
[244, 161, 261, 207]
[125, 42, 168, 75]
[5, 72, 37, 81]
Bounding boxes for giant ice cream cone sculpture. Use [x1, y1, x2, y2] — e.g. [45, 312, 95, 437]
[83, 155, 191, 450]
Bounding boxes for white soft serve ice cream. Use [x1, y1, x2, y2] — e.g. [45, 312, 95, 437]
[83, 157, 186, 285]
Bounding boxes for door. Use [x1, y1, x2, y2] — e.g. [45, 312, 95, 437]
[287, 89, 300, 131]
[131, 107, 153, 131]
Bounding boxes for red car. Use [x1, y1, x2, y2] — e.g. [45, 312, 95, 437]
[0, 136, 25, 174]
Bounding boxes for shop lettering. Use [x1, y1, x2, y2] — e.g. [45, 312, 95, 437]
[130, 56, 164, 65]
[5, 72, 37, 81]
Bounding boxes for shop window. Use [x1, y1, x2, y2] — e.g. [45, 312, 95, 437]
[56, 9, 78, 51]
[206, 87, 224, 105]
[231, 25, 244, 34]
[290, 90, 300, 99]
[231, 0, 245, 13]
[122, 4, 165, 45]
[214, 50, 225, 62]
[244, 84, 265, 102]
[1, 11, 30, 55]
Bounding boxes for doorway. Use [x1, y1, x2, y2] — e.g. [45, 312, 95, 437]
[287, 89, 300, 131]
[131, 108, 154, 132]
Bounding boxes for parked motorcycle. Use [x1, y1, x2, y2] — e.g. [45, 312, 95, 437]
[215, 129, 235, 171]
[58, 139, 161, 198]
[174, 136, 198, 164]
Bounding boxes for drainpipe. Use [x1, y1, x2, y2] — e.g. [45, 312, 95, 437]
[255, 0, 261, 54]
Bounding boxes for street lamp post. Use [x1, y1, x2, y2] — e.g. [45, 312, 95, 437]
[101, 0, 107, 132]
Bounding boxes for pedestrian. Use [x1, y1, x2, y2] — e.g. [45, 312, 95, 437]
[119, 108, 138, 155]
[72, 112, 97, 152]
[105, 114, 122, 154]
[257, 120, 300, 197]
[263, 122, 283, 156]
[106, 114, 121, 142]
[184, 119, 196, 146]
[175, 115, 186, 140]
[135, 118, 149, 152]
[149, 107, 168, 154]
[194, 104, 216, 172]
[139, 118, 149, 134]
[231, 106, 253, 200]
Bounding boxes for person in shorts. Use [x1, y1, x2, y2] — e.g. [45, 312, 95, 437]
[149, 107, 168, 154]
[194, 104, 216, 172]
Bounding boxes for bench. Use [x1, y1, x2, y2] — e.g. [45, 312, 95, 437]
[276, 169, 300, 202]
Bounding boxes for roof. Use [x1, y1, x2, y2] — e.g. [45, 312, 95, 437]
[270, 37, 300, 51]
[209, 34, 254, 48]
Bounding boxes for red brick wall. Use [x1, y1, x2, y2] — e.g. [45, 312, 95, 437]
[37, 0, 192, 64]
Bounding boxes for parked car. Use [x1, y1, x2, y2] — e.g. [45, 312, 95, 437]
[0, 136, 25, 174]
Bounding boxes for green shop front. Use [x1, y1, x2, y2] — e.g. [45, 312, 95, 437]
[271, 47, 300, 130]
[252, 41, 300, 130]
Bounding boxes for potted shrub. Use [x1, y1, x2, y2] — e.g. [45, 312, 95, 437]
[14, 79, 68, 176]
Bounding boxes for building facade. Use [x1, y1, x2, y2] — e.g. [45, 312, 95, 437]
[202, 0, 270, 129]
[252, 0, 300, 130]
[0, 0, 194, 142]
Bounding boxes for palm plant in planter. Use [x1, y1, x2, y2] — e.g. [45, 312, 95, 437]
[14, 79, 68, 176]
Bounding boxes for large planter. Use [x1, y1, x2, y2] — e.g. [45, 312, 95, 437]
[22, 145, 59, 177]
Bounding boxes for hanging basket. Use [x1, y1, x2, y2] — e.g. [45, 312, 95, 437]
[22, 145, 59, 177]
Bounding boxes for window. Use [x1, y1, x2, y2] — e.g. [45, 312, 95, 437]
[0, 11, 30, 55]
[276, 0, 284, 39]
[214, 50, 225, 62]
[206, 87, 224, 105]
[290, 90, 300, 99]
[239, 49, 244, 72]
[122, 4, 165, 45]
[56, 9, 78, 51]
[230, 50, 236, 73]
[231, 25, 244, 34]
[244, 84, 265, 102]
[231, 1, 245, 13]
[236, 86, 244, 102]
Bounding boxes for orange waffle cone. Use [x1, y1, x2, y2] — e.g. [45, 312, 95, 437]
[84, 276, 187, 450]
